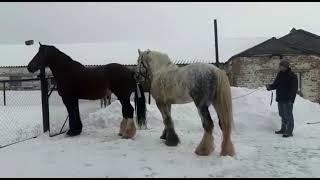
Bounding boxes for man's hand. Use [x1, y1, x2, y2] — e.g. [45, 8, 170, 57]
[266, 84, 271, 91]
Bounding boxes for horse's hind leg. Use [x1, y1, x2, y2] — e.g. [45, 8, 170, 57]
[156, 102, 180, 146]
[194, 103, 214, 156]
[213, 104, 235, 156]
[119, 97, 136, 139]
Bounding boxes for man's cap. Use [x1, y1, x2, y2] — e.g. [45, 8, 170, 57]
[279, 60, 290, 68]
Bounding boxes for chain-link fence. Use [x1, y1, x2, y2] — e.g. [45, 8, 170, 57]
[0, 75, 141, 147]
[0, 76, 73, 147]
[0, 78, 43, 148]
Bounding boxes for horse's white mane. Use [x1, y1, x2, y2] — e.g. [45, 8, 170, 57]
[145, 50, 173, 65]
[139, 49, 176, 75]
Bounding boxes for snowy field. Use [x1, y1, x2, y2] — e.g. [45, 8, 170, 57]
[0, 87, 319, 177]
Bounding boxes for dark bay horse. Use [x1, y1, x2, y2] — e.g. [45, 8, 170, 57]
[27, 43, 146, 138]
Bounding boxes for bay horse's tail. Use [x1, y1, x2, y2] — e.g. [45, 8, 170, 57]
[213, 69, 234, 133]
[134, 83, 147, 129]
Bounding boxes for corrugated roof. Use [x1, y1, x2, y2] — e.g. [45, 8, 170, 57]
[0, 58, 213, 68]
[228, 28, 320, 61]
[173, 57, 213, 65]
[279, 28, 320, 55]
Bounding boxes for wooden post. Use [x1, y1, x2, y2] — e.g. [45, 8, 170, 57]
[40, 60, 50, 133]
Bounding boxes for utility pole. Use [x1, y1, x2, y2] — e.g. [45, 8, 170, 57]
[214, 19, 219, 67]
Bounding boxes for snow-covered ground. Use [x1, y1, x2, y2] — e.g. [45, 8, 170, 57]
[0, 87, 319, 177]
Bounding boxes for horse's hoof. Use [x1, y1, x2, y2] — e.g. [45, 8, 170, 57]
[165, 140, 179, 146]
[165, 135, 180, 146]
[220, 141, 235, 157]
[66, 129, 82, 137]
[122, 128, 136, 139]
[195, 146, 213, 156]
[220, 151, 235, 157]
[160, 134, 166, 140]
[165, 130, 179, 146]
[119, 118, 128, 136]
[160, 129, 166, 140]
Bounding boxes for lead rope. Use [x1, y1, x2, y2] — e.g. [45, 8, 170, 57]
[135, 82, 142, 122]
[148, 86, 151, 104]
[232, 87, 264, 100]
[270, 91, 274, 106]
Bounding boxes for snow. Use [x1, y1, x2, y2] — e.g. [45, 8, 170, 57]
[0, 37, 268, 67]
[0, 87, 319, 177]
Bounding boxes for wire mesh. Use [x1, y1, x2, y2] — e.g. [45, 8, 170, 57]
[0, 79, 42, 148]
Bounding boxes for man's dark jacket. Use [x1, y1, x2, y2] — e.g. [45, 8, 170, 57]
[268, 68, 298, 103]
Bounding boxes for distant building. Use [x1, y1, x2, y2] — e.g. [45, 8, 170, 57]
[225, 28, 320, 103]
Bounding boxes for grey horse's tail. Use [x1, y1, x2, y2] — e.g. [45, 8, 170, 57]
[213, 69, 234, 133]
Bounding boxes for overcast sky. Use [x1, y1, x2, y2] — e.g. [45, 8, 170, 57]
[0, 2, 320, 45]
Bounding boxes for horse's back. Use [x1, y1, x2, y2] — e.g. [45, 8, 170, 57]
[152, 63, 219, 104]
[103, 63, 136, 95]
[162, 63, 218, 85]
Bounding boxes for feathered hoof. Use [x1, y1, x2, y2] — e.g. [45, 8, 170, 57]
[122, 128, 136, 139]
[164, 130, 180, 146]
[220, 141, 235, 157]
[160, 129, 166, 140]
[118, 118, 128, 137]
[165, 139, 179, 146]
[194, 132, 214, 156]
[195, 145, 213, 156]
[66, 129, 82, 137]
[122, 119, 136, 139]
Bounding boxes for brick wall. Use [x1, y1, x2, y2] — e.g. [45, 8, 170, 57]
[227, 55, 320, 102]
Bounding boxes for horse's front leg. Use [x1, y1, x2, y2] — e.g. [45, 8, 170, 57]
[119, 97, 136, 139]
[62, 97, 83, 136]
[156, 102, 180, 146]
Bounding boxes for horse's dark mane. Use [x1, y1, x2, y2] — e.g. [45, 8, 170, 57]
[45, 45, 84, 68]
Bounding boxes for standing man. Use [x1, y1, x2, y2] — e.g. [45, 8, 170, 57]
[266, 60, 298, 138]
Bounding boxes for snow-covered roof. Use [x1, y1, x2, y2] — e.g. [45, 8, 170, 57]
[0, 38, 268, 67]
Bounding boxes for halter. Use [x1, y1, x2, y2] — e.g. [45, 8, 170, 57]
[135, 55, 150, 83]
[134, 55, 152, 104]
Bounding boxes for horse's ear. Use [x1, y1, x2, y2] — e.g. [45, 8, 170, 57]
[138, 49, 141, 55]
[39, 42, 42, 46]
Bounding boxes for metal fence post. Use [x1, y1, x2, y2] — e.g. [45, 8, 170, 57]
[3, 82, 6, 106]
[40, 65, 50, 133]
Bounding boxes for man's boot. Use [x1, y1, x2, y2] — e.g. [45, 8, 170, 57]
[275, 123, 286, 134]
[283, 123, 293, 138]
